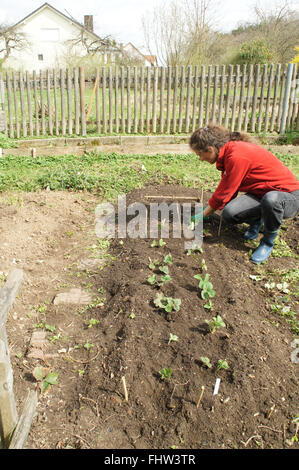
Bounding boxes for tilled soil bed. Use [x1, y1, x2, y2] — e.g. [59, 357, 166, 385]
[1, 184, 299, 450]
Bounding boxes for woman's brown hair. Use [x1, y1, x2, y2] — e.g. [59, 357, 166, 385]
[189, 124, 255, 153]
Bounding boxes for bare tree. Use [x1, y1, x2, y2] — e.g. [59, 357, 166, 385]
[0, 24, 29, 66]
[252, 0, 299, 62]
[142, 0, 219, 66]
[65, 28, 120, 57]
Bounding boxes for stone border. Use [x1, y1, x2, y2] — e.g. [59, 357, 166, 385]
[5, 135, 190, 148]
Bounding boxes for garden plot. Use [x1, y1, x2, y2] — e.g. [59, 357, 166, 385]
[1, 184, 298, 449]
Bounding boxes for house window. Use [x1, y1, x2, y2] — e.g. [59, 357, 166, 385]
[38, 54, 44, 61]
[40, 28, 60, 42]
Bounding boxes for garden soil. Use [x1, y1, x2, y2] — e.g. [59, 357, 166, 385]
[0, 183, 298, 450]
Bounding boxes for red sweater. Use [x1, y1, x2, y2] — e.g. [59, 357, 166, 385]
[209, 141, 299, 211]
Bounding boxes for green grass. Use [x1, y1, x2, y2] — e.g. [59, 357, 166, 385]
[0, 151, 298, 199]
[0, 152, 219, 199]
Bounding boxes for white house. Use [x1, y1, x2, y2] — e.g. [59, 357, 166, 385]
[1, 2, 156, 71]
[122, 42, 158, 67]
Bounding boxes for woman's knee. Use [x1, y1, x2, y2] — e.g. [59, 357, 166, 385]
[222, 204, 237, 223]
[261, 191, 280, 210]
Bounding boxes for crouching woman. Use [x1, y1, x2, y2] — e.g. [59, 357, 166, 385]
[189, 125, 299, 263]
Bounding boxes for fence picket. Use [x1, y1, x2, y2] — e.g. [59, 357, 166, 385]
[224, 65, 233, 128]
[115, 67, 119, 134]
[53, 69, 59, 136]
[166, 66, 172, 133]
[66, 68, 72, 135]
[205, 65, 212, 125]
[134, 66, 138, 133]
[178, 66, 185, 133]
[264, 64, 274, 133]
[277, 64, 287, 130]
[146, 67, 150, 133]
[251, 64, 260, 132]
[237, 64, 246, 132]
[231, 65, 240, 131]
[152, 66, 158, 133]
[211, 65, 218, 124]
[160, 67, 165, 133]
[74, 68, 80, 135]
[218, 65, 225, 126]
[172, 66, 179, 133]
[140, 67, 144, 133]
[257, 64, 267, 133]
[26, 72, 33, 136]
[199, 65, 205, 128]
[109, 66, 113, 134]
[6, 73, 14, 138]
[121, 66, 125, 133]
[47, 70, 53, 135]
[185, 65, 192, 133]
[60, 69, 66, 135]
[19, 72, 27, 137]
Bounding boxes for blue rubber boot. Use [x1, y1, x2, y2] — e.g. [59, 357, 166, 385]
[251, 230, 278, 264]
[244, 220, 263, 240]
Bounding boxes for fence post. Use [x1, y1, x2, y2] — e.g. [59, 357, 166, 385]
[79, 67, 86, 136]
[0, 269, 23, 448]
[0, 72, 7, 135]
[279, 63, 294, 134]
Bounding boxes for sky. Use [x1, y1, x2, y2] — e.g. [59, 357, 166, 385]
[0, 0, 298, 53]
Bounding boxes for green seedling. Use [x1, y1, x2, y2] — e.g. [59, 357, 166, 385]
[186, 246, 203, 255]
[88, 318, 100, 328]
[45, 324, 56, 333]
[159, 367, 173, 381]
[201, 259, 208, 271]
[216, 360, 229, 370]
[129, 313, 136, 319]
[148, 258, 160, 270]
[84, 341, 94, 351]
[49, 333, 62, 342]
[148, 274, 158, 285]
[148, 272, 172, 287]
[204, 300, 214, 310]
[163, 253, 173, 265]
[205, 315, 226, 334]
[154, 292, 181, 313]
[194, 273, 216, 299]
[200, 357, 212, 369]
[159, 265, 169, 275]
[168, 333, 179, 345]
[151, 238, 166, 247]
[33, 367, 59, 393]
[291, 415, 299, 443]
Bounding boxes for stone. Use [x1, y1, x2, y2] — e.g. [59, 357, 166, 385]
[77, 258, 106, 271]
[53, 288, 92, 305]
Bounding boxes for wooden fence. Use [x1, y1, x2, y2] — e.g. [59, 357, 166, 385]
[0, 63, 298, 139]
[0, 269, 37, 449]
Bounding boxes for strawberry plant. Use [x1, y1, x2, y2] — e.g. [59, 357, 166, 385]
[168, 333, 179, 344]
[154, 292, 181, 312]
[33, 367, 59, 393]
[151, 238, 166, 247]
[204, 300, 214, 310]
[159, 367, 173, 381]
[194, 273, 215, 299]
[200, 357, 212, 368]
[216, 360, 229, 370]
[205, 315, 226, 334]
